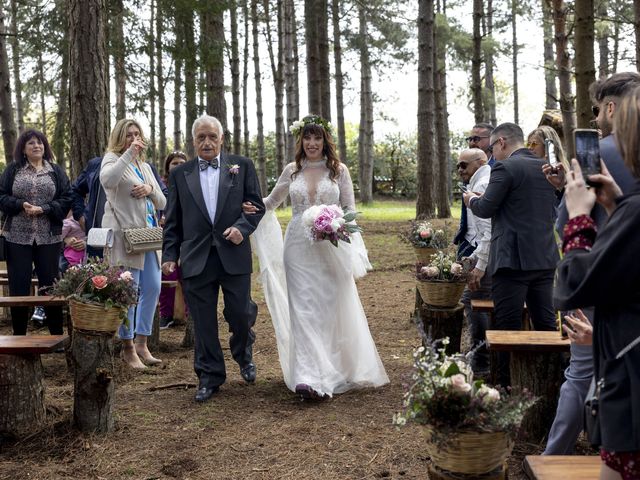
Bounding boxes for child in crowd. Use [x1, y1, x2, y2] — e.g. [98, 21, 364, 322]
[60, 211, 86, 272]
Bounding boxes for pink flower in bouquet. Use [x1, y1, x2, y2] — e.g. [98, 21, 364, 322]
[314, 213, 335, 233]
[450, 262, 463, 275]
[91, 275, 109, 290]
[119, 271, 134, 282]
[421, 266, 440, 277]
[419, 229, 432, 239]
[449, 373, 472, 394]
[477, 385, 501, 404]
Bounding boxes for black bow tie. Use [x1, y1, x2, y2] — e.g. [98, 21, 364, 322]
[199, 158, 219, 170]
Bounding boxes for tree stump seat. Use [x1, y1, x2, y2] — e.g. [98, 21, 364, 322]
[415, 289, 464, 354]
[0, 335, 68, 438]
[485, 330, 570, 442]
[524, 455, 600, 479]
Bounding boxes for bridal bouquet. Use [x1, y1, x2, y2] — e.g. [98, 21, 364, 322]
[302, 204, 362, 247]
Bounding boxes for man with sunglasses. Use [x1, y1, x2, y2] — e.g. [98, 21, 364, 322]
[466, 123, 496, 167]
[464, 122, 559, 388]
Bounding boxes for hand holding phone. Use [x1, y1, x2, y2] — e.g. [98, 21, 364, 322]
[545, 139, 559, 172]
[573, 129, 601, 186]
[458, 182, 468, 193]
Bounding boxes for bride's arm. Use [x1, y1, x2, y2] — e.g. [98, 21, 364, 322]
[264, 163, 294, 211]
[337, 164, 356, 212]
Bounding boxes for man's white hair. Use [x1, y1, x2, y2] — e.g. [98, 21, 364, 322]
[191, 113, 223, 139]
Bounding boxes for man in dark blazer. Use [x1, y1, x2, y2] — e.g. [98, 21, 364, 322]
[162, 114, 265, 402]
[464, 122, 559, 387]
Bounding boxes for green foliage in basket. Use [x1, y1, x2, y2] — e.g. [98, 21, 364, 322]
[400, 220, 449, 249]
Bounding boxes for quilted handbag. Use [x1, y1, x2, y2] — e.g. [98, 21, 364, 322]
[122, 226, 163, 254]
[87, 227, 114, 248]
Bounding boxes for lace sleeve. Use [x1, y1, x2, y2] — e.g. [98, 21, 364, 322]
[264, 163, 294, 211]
[338, 164, 356, 212]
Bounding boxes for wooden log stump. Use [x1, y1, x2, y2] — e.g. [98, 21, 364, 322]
[428, 463, 506, 480]
[0, 354, 45, 438]
[71, 331, 115, 433]
[416, 289, 464, 354]
[148, 309, 160, 350]
[181, 314, 194, 348]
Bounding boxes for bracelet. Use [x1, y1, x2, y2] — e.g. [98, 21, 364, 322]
[562, 214, 597, 253]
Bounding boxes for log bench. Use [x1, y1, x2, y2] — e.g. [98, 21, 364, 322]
[0, 334, 68, 437]
[470, 299, 530, 328]
[524, 455, 600, 479]
[0, 295, 67, 308]
[486, 330, 570, 442]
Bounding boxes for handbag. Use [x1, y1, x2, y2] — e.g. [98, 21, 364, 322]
[122, 226, 163, 253]
[87, 227, 114, 248]
[584, 333, 640, 446]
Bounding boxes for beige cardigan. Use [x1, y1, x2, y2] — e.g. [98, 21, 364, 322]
[100, 147, 166, 270]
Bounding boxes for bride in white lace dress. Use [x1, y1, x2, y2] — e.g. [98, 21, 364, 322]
[252, 115, 389, 399]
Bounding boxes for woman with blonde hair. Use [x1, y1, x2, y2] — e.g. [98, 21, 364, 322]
[100, 119, 166, 369]
[554, 86, 640, 479]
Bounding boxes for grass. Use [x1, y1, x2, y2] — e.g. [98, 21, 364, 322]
[273, 198, 463, 222]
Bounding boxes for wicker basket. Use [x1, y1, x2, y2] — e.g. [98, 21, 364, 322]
[416, 280, 466, 308]
[69, 299, 125, 334]
[414, 247, 438, 264]
[425, 428, 514, 475]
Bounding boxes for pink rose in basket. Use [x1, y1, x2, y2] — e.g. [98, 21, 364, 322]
[450, 262, 463, 276]
[91, 275, 109, 290]
[419, 229, 432, 239]
[449, 373, 472, 394]
[119, 271, 134, 282]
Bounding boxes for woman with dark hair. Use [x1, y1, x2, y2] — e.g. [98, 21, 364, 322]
[554, 86, 640, 479]
[0, 129, 72, 335]
[250, 114, 389, 400]
[158, 151, 187, 329]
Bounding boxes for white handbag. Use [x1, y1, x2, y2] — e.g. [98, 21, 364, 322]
[87, 227, 114, 248]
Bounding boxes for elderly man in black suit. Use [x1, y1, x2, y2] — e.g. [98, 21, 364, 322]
[162, 113, 265, 402]
[463, 122, 559, 387]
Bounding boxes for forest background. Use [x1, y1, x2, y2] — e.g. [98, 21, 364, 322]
[0, 0, 639, 218]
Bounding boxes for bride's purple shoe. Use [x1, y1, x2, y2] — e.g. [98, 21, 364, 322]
[295, 383, 328, 401]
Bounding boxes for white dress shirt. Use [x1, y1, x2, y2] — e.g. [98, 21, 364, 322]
[199, 156, 221, 224]
[465, 164, 492, 272]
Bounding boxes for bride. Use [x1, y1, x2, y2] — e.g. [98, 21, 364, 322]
[251, 115, 389, 400]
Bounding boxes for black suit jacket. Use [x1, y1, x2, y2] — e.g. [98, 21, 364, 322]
[162, 152, 265, 279]
[469, 148, 560, 275]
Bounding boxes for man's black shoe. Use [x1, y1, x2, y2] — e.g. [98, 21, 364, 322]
[240, 363, 256, 384]
[194, 386, 219, 403]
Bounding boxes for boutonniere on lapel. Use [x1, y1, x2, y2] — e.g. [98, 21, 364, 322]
[228, 164, 240, 175]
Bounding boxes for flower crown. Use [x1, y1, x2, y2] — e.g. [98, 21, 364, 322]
[288, 115, 334, 137]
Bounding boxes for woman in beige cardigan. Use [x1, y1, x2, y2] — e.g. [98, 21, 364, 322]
[100, 119, 166, 369]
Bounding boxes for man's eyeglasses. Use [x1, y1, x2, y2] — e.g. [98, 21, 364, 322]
[466, 135, 489, 143]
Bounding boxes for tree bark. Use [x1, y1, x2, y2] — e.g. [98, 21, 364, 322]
[284, 0, 300, 164]
[173, 22, 183, 151]
[332, 0, 347, 163]
[435, 9, 450, 219]
[612, 2, 620, 73]
[574, 0, 596, 129]
[156, 0, 166, 162]
[9, 0, 24, 134]
[201, 4, 227, 130]
[149, 0, 157, 166]
[552, 0, 576, 158]
[251, 0, 267, 195]
[36, 22, 47, 132]
[71, 331, 115, 433]
[483, 0, 497, 126]
[597, 0, 609, 78]
[635, 0, 640, 72]
[416, 300, 464, 356]
[0, 7, 17, 163]
[318, 0, 331, 120]
[112, 0, 126, 120]
[180, 7, 196, 158]
[357, 5, 373, 204]
[305, 0, 321, 114]
[68, 0, 110, 177]
[52, 0, 70, 170]
[416, 0, 436, 219]
[542, 0, 558, 109]
[0, 354, 46, 438]
[471, 0, 483, 124]
[230, 0, 241, 154]
[242, 0, 250, 157]
[511, 0, 519, 124]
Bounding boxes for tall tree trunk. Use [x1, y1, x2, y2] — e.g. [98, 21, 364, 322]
[284, 0, 299, 164]
[483, 0, 497, 126]
[471, 0, 483, 123]
[173, 24, 183, 151]
[9, 0, 24, 134]
[332, 0, 347, 163]
[417, 0, 436, 218]
[542, 0, 557, 109]
[112, 0, 126, 119]
[149, 0, 157, 166]
[156, 0, 166, 162]
[230, 0, 241, 154]
[574, 0, 596, 129]
[597, 0, 609, 78]
[305, 0, 321, 114]
[68, 0, 109, 177]
[612, 1, 620, 73]
[511, 0, 519, 124]
[242, 1, 250, 157]
[318, 0, 331, 120]
[180, 7, 196, 158]
[553, 0, 576, 158]
[251, 0, 267, 195]
[358, 5, 373, 205]
[52, 0, 70, 169]
[635, 0, 640, 71]
[0, 8, 17, 163]
[263, 0, 285, 176]
[36, 24, 47, 132]
[202, 4, 227, 130]
[435, 7, 450, 218]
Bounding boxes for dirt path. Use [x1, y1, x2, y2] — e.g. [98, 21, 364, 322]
[0, 220, 543, 479]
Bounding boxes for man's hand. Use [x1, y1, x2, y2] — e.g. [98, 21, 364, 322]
[542, 163, 566, 190]
[462, 191, 479, 208]
[131, 184, 152, 199]
[162, 262, 177, 275]
[223, 226, 244, 245]
[589, 160, 623, 216]
[242, 201, 260, 215]
[562, 309, 593, 346]
[23, 202, 43, 216]
[467, 268, 485, 291]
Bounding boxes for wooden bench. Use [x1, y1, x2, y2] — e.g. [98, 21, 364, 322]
[524, 455, 600, 479]
[0, 295, 67, 308]
[486, 330, 570, 442]
[0, 334, 68, 438]
[470, 299, 530, 327]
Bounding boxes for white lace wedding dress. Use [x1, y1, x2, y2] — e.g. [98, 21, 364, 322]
[252, 160, 389, 397]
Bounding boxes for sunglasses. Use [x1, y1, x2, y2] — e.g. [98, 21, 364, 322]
[466, 135, 489, 143]
[526, 141, 540, 149]
[456, 157, 481, 170]
[487, 137, 502, 154]
[591, 105, 600, 117]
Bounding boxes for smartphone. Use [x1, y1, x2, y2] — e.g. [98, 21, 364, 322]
[573, 129, 601, 186]
[458, 182, 468, 193]
[545, 139, 559, 169]
[559, 311, 570, 339]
